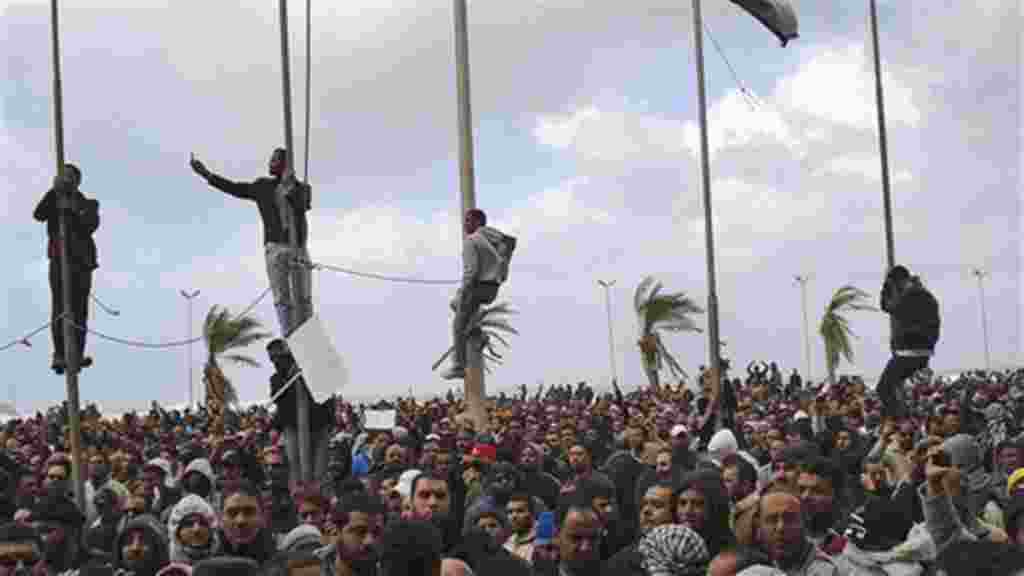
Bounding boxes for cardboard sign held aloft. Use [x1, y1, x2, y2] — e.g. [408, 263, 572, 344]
[364, 409, 396, 431]
[285, 314, 348, 403]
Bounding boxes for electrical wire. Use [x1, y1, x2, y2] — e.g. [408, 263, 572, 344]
[299, 259, 459, 285]
[702, 19, 760, 111]
[0, 315, 65, 352]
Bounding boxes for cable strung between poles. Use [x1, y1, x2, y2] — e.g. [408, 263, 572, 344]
[297, 259, 459, 285]
[0, 315, 67, 352]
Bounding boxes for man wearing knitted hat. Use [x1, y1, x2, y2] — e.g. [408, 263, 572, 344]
[878, 265, 941, 420]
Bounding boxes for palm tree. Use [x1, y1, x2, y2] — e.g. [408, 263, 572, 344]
[818, 285, 876, 386]
[202, 305, 270, 423]
[634, 276, 704, 390]
[433, 302, 518, 375]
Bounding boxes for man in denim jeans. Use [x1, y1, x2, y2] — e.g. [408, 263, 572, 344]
[190, 148, 312, 335]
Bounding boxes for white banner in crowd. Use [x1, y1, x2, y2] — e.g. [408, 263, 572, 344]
[364, 409, 397, 430]
[286, 314, 348, 403]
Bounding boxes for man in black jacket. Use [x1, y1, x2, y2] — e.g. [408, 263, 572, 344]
[267, 339, 332, 486]
[33, 164, 99, 374]
[878, 265, 940, 420]
[190, 149, 312, 336]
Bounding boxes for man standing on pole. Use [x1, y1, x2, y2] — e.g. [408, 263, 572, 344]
[189, 149, 312, 335]
[878, 265, 940, 420]
[33, 164, 100, 375]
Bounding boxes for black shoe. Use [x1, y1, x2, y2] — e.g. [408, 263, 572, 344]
[52, 357, 66, 375]
[80, 357, 93, 369]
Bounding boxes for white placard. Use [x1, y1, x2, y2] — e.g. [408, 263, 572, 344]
[364, 409, 396, 430]
[285, 314, 348, 403]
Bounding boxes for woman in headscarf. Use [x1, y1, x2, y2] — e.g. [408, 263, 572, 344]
[167, 494, 219, 566]
[673, 470, 734, 559]
[636, 524, 709, 576]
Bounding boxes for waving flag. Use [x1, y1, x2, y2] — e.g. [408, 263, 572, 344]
[729, 0, 799, 46]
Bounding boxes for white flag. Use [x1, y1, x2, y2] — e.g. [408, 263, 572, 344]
[285, 314, 348, 403]
[729, 0, 799, 46]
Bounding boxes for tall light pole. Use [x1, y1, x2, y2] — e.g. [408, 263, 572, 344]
[869, 0, 895, 270]
[794, 275, 813, 382]
[180, 290, 200, 408]
[597, 280, 618, 388]
[452, 0, 487, 433]
[970, 268, 991, 371]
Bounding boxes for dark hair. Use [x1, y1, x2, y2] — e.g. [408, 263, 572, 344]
[887, 265, 911, 284]
[333, 491, 385, 530]
[506, 492, 534, 514]
[64, 164, 82, 185]
[410, 472, 449, 499]
[721, 454, 756, 488]
[937, 540, 1024, 575]
[221, 480, 262, 502]
[800, 455, 845, 503]
[0, 522, 40, 545]
[377, 520, 443, 576]
[466, 208, 486, 226]
[556, 491, 595, 526]
[675, 470, 734, 557]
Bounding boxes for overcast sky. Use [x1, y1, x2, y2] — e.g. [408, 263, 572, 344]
[2, 0, 1020, 414]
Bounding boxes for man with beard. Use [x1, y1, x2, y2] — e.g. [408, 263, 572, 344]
[31, 484, 86, 575]
[602, 424, 648, 544]
[742, 489, 841, 575]
[317, 491, 385, 576]
[795, 456, 849, 556]
[409, 473, 457, 555]
[218, 482, 275, 564]
[535, 495, 602, 576]
[190, 149, 312, 336]
[462, 462, 544, 530]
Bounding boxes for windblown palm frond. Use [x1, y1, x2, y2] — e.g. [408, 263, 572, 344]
[433, 302, 518, 375]
[202, 305, 270, 407]
[819, 285, 877, 384]
[634, 276, 704, 389]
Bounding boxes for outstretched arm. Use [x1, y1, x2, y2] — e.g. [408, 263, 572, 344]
[33, 188, 56, 222]
[190, 155, 255, 200]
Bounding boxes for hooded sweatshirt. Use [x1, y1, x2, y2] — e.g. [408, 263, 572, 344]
[462, 226, 506, 287]
[113, 514, 169, 576]
[167, 495, 219, 565]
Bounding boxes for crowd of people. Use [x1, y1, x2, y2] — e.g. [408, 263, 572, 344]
[0, 362, 1023, 576]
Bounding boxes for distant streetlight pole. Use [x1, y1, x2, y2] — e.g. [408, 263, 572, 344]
[597, 280, 618, 388]
[794, 275, 813, 382]
[970, 268, 991, 371]
[180, 290, 200, 408]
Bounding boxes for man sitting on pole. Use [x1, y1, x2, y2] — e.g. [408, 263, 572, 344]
[878, 265, 940, 420]
[189, 149, 312, 336]
[33, 164, 100, 375]
[267, 339, 332, 486]
[441, 209, 514, 380]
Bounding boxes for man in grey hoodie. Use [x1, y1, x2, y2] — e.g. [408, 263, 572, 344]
[442, 209, 511, 380]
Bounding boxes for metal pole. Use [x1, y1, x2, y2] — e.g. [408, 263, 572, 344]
[795, 275, 812, 382]
[49, 0, 84, 513]
[692, 0, 722, 417]
[453, 0, 485, 432]
[181, 290, 200, 408]
[598, 280, 618, 387]
[972, 268, 991, 371]
[278, 0, 311, 483]
[869, 0, 895, 270]
[303, 0, 312, 183]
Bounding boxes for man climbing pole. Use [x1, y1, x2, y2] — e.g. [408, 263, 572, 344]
[189, 148, 312, 336]
[33, 164, 100, 375]
[441, 208, 515, 380]
[267, 338, 332, 485]
[878, 265, 940, 420]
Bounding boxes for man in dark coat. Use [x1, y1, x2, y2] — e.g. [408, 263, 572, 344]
[878, 265, 941, 420]
[33, 164, 100, 374]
